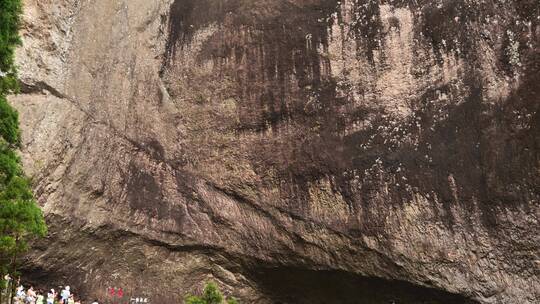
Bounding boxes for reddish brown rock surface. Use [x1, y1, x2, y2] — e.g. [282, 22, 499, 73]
[11, 0, 539, 303]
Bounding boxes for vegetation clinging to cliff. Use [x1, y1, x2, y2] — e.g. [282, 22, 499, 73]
[0, 0, 22, 94]
[0, 0, 47, 297]
[185, 282, 239, 304]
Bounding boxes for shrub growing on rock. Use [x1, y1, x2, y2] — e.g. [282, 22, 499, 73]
[185, 282, 239, 304]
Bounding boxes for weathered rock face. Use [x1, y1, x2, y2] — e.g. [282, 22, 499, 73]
[10, 0, 539, 303]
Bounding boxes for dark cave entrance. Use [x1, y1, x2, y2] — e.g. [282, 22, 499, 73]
[250, 267, 478, 304]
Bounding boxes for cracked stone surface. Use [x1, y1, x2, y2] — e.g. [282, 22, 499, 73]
[9, 0, 540, 303]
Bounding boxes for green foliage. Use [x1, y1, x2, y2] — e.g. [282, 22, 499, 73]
[0, 0, 47, 290]
[0, 0, 22, 95]
[0, 177, 47, 238]
[185, 282, 239, 304]
[185, 296, 206, 304]
[201, 282, 224, 304]
[226, 298, 238, 304]
[0, 143, 20, 186]
[0, 96, 20, 145]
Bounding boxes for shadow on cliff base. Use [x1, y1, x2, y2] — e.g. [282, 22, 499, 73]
[250, 267, 478, 304]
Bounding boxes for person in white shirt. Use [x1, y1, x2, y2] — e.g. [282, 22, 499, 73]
[46, 289, 55, 304]
[60, 286, 70, 304]
[16, 285, 25, 303]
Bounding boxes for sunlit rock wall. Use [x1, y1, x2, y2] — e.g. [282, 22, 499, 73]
[11, 0, 539, 303]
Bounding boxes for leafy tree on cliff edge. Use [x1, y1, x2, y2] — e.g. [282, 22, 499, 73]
[0, 0, 47, 302]
[185, 282, 239, 304]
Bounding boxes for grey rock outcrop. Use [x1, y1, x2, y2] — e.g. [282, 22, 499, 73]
[11, 0, 539, 303]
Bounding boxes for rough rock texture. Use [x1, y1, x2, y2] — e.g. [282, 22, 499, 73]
[10, 0, 539, 303]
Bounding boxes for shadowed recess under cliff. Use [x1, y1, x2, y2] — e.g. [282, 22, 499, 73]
[250, 267, 478, 304]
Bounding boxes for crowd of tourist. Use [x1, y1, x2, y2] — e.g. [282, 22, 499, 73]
[13, 285, 98, 304]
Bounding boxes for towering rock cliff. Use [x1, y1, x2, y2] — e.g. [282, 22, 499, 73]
[10, 0, 539, 303]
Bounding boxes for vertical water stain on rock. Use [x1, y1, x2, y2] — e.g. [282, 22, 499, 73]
[126, 161, 167, 219]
